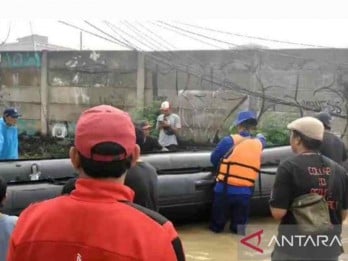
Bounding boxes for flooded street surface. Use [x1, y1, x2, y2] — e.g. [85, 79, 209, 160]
[177, 217, 348, 261]
[176, 217, 274, 261]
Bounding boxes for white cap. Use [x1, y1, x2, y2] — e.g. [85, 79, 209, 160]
[160, 101, 170, 110]
[287, 117, 324, 141]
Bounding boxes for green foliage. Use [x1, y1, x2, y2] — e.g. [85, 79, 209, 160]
[259, 126, 290, 147]
[132, 101, 161, 137]
[258, 114, 293, 147]
[228, 114, 291, 147]
[19, 134, 71, 159]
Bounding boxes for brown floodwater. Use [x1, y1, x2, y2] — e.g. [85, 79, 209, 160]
[177, 217, 348, 261]
[176, 217, 274, 261]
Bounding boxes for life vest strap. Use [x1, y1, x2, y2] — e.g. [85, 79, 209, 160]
[220, 173, 256, 184]
[221, 161, 260, 173]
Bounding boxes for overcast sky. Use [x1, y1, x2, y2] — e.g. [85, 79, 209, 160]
[1, 0, 348, 50]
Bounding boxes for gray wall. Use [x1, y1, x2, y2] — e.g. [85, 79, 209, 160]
[1, 49, 347, 143]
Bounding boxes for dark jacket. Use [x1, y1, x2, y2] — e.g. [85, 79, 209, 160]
[320, 131, 347, 165]
[125, 161, 159, 211]
[141, 136, 163, 153]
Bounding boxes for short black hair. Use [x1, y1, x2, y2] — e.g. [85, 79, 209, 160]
[61, 178, 77, 195]
[0, 177, 7, 208]
[240, 119, 257, 130]
[292, 130, 322, 151]
[79, 142, 132, 179]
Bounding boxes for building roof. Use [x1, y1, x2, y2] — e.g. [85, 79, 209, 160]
[0, 34, 73, 51]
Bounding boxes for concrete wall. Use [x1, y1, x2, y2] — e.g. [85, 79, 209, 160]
[146, 49, 348, 143]
[1, 49, 348, 143]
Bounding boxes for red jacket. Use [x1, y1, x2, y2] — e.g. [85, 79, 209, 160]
[7, 178, 184, 261]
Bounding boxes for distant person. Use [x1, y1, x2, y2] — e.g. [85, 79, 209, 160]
[0, 108, 20, 160]
[138, 120, 163, 153]
[8, 105, 185, 261]
[315, 111, 347, 165]
[156, 101, 181, 151]
[125, 127, 159, 211]
[210, 110, 266, 235]
[270, 116, 348, 260]
[0, 177, 18, 261]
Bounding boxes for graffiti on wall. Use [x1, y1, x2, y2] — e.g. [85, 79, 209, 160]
[300, 99, 343, 115]
[151, 50, 348, 143]
[0, 52, 41, 68]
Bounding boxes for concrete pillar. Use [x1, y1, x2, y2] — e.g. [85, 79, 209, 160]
[40, 51, 49, 135]
[136, 52, 145, 110]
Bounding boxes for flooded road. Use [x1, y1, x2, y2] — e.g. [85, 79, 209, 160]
[177, 217, 348, 261]
[176, 217, 274, 261]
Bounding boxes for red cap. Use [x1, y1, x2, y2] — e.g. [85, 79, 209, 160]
[75, 105, 136, 161]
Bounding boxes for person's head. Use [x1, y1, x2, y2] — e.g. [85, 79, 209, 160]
[233, 110, 258, 132]
[61, 178, 77, 195]
[315, 111, 332, 130]
[0, 177, 7, 208]
[139, 120, 151, 137]
[70, 105, 140, 181]
[287, 116, 324, 154]
[160, 101, 171, 116]
[3, 108, 20, 126]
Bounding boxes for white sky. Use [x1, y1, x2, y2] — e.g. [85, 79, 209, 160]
[1, 0, 348, 50]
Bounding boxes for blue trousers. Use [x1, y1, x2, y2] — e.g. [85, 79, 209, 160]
[210, 192, 251, 235]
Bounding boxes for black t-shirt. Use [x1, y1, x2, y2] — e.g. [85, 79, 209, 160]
[270, 153, 348, 258]
[124, 161, 159, 212]
[141, 136, 163, 153]
[320, 131, 347, 165]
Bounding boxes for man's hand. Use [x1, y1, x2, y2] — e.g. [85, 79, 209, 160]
[270, 207, 287, 220]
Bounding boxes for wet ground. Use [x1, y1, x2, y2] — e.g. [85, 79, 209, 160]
[176, 217, 274, 261]
[177, 217, 348, 261]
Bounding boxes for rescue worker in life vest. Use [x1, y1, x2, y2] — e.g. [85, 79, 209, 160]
[210, 110, 266, 235]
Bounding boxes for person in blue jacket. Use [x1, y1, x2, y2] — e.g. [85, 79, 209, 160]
[210, 110, 266, 234]
[0, 108, 20, 160]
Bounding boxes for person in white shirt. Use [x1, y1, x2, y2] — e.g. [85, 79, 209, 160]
[156, 101, 181, 151]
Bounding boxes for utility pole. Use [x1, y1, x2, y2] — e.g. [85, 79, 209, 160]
[80, 31, 83, 50]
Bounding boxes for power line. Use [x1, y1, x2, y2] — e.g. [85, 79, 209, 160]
[105, 21, 180, 64]
[120, 21, 173, 61]
[103, 21, 140, 50]
[121, 21, 166, 51]
[57, 20, 348, 118]
[175, 21, 333, 49]
[83, 21, 135, 50]
[106, 21, 161, 51]
[58, 21, 129, 49]
[158, 21, 348, 67]
[148, 54, 347, 119]
[135, 21, 177, 50]
[155, 21, 232, 49]
[131, 21, 208, 67]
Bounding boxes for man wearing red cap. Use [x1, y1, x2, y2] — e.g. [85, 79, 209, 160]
[7, 105, 185, 261]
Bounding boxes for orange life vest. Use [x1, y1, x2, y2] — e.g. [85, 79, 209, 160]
[217, 134, 263, 187]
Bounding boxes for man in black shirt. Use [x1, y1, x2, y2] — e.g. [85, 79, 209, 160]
[138, 121, 163, 153]
[124, 126, 159, 211]
[125, 159, 159, 211]
[270, 116, 348, 261]
[315, 111, 347, 165]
